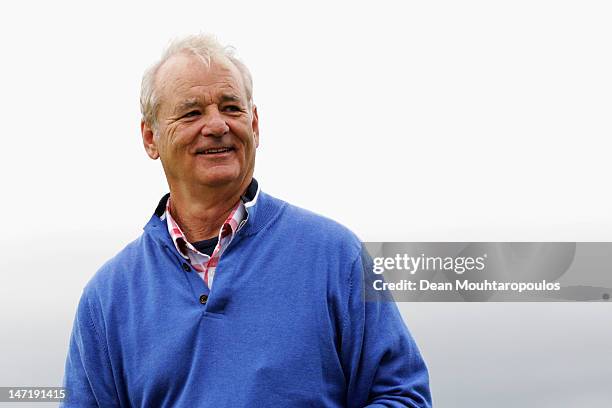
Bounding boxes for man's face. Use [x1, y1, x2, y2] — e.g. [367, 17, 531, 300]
[142, 53, 259, 193]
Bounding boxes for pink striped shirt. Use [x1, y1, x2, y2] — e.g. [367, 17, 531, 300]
[162, 198, 247, 288]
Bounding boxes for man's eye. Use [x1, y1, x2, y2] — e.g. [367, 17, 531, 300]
[223, 105, 242, 112]
[183, 110, 200, 118]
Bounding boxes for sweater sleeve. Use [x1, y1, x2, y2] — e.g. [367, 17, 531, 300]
[341, 248, 432, 408]
[61, 289, 120, 408]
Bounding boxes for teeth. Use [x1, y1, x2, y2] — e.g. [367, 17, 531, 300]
[202, 147, 231, 154]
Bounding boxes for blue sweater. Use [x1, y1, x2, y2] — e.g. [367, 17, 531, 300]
[62, 191, 431, 407]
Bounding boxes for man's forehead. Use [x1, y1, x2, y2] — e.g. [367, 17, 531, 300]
[155, 53, 245, 103]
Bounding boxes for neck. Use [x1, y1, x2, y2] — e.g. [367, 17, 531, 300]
[168, 181, 248, 242]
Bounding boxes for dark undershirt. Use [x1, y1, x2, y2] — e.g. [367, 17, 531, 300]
[192, 237, 219, 256]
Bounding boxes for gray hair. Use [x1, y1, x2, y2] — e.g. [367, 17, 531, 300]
[140, 34, 254, 131]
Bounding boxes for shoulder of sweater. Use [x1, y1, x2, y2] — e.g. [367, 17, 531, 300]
[82, 234, 148, 298]
[272, 197, 363, 259]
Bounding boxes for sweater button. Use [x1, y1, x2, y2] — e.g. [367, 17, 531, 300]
[182, 263, 191, 272]
[199, 294, 208, 305]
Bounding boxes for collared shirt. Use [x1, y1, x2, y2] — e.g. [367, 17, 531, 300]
[161, 179, 259, 288]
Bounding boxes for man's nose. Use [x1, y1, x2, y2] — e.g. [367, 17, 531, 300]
[200, 106, 229, 137]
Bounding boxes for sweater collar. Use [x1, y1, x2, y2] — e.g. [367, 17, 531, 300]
[144, 178, 284, 244]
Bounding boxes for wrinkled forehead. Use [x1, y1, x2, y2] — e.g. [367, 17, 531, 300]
[155, 52, 246, 109]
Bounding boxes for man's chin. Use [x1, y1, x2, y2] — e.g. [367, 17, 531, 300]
[196, 173, 243, 189]
[189, 164, 252, 191]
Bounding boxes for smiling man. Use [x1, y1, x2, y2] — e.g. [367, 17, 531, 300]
[61, 34, 432, 407]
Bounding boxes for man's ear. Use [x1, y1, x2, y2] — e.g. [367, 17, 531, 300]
[141, 120, 160, 159]
[252, 105, 259, 148]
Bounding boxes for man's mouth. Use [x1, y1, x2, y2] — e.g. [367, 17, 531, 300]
[196, 147, 235, 155]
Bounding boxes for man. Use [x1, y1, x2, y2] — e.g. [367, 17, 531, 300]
[62, 34, 432, 407]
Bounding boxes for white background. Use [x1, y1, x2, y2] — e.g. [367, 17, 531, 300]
[0, 1, 611, 407]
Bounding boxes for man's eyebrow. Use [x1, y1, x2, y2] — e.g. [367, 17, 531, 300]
[174, 98, 200, 114]
[173, 94, 243, 115]
[219, 93, 243, 103]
